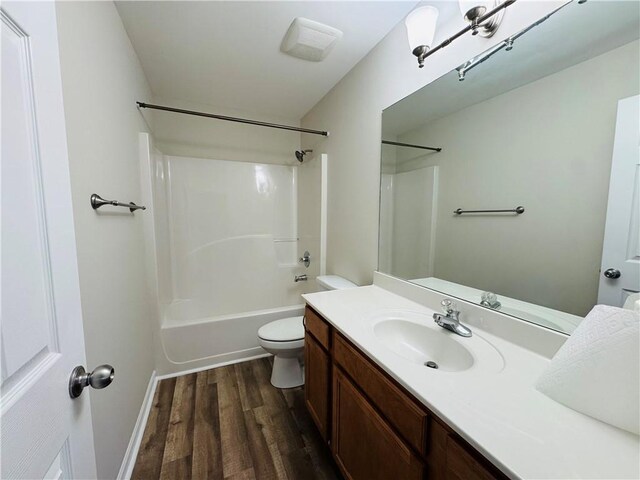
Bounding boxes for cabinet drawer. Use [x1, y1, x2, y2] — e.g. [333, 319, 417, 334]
[332, 368, 425, 480]
[304, 306, 330, 350]
[333, 332, 428, 455]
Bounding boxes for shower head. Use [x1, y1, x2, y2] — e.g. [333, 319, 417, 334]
[295, 149, 313, 163]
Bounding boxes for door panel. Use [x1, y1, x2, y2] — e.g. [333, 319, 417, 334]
[598, 95, 640, 307]
[1, 3, 96, 478]
[1, 3, 57, 382]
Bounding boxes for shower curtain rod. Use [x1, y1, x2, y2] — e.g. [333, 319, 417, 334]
[136, 102, 329, 137]
[382, 140, 442, 152]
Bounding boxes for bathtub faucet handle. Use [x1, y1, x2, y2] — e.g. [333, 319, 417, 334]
[299, 251, 311, 268]
[294, 274, 308, 283]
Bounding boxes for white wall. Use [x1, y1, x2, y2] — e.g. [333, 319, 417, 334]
[393, 41, 639, 316]
[55, 3, 155, 478]
[301, 1, 567, 286]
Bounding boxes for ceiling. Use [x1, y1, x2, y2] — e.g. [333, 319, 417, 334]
[115, 1, 421, 120]
[383, 0, 640, 136]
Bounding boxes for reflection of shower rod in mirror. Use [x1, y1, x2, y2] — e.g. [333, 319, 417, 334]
[456, 2, 577, 81]
[381, 140, 442, 152]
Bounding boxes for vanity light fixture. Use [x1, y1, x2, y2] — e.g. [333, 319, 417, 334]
[459, 0, 507, 37]
[408, 0, 516, 68]
[454, 1, 582, 82]
[405, 6, 440, 68]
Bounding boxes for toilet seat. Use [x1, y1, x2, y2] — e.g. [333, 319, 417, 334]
[258, 338, 304, 351]
[258, 316, 304, 342]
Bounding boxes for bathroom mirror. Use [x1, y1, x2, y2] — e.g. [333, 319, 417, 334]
[379, 1, 640, 335]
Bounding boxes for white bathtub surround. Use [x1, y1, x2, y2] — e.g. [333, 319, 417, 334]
[302, 274, 640, 479]
[379, 166, 438, 280]
[164, 156, 302, 317]
[536, 305, 639, 435]
[140, 131, 325, 375]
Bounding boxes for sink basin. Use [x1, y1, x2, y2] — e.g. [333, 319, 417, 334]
[374, 319, 474, 372]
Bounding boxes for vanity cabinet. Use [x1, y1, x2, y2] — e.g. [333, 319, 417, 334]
[304, 305, 508, 480]
[333, 367, 425, 480]
[304, 307, 332, 442]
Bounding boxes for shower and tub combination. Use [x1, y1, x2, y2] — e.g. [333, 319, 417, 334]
[138, 108, 331, 376]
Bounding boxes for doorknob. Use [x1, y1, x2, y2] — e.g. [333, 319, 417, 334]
[603, 268, 621, 279]
[69, 364, 114, 399]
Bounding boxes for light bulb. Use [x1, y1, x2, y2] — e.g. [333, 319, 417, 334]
[405, 6, 439, 52]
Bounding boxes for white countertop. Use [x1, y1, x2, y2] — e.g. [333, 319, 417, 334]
[303, 284, 640, 480]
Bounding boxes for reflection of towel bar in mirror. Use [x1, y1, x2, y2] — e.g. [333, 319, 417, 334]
[90, 193, 146, 213]
[454, 206, 525, 215]
[382, 140, 442, 152]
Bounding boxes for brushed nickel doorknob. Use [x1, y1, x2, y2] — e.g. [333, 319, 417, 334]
[603, 268, 621, 279]
[69, 364, 114, 399]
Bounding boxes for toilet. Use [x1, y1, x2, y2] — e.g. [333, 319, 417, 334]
[258, 275, 357, 388]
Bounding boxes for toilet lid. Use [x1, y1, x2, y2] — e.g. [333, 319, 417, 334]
[258, 316, 304, 342]
[316, 275, 357, 290]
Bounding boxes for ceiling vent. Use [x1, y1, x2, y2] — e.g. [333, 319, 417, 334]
[280, 17, 343, 62]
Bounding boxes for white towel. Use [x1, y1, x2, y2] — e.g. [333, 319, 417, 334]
[536, 304, 639, 435]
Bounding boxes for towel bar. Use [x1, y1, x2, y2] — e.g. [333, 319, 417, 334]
[90, 193, 146, 213]
[454, 206, 524, 215]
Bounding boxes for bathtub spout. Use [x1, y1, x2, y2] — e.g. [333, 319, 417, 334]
[294, 274, 308, 282]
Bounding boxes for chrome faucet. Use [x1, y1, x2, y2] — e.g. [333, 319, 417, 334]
[294, 274, 308, 282]
[480, 291, 501, 310]
[433, 299, 472, 337]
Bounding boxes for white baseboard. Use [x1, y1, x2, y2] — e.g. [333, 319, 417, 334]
[156, 352, 272, 381]
[117, 370, 158, 480]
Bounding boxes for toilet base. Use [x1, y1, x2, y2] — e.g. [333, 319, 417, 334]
[270, 355, 304, 388]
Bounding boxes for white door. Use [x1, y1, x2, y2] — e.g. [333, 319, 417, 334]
[598, 95, 640, 307]
[1, 2, 97, 478]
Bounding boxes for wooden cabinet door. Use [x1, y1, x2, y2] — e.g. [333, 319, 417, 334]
[445, 435, 502, 480]
[305, 334, 331, 441]
[332, 369, 425, 480]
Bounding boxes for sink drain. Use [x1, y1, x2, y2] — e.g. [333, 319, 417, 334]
[424, 361, 438, 369]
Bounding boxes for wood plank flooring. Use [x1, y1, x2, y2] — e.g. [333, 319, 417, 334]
[132, 357, 342, 480]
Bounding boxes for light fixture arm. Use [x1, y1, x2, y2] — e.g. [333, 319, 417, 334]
[455, 1, 572, 80]
[412, 45, 430, 68]
[412, 0, 516, 68]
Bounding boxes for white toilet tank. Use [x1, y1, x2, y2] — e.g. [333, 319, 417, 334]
[316, 275, 357, 291]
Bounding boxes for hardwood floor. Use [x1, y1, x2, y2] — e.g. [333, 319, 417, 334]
[131, 357, 342, 480]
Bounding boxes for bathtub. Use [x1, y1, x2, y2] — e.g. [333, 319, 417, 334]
[159, 303, 305, 372]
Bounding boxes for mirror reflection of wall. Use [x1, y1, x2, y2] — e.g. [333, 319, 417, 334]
[379, 1, 640, 334]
